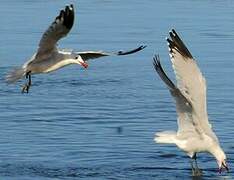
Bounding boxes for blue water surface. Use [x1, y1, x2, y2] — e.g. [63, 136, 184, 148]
[1, 0, 234, 179]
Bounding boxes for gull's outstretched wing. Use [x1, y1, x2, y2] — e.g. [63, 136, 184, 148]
[35, 4, 74, 59]
[167, 29, 218, 141]
[153, 55, 197, 134]
[77, 45, 147, 61]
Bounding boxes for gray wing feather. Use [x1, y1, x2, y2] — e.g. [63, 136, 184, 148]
[36, 4, 74, 59]
[166, 29, 218, 141]
[153, 55, 198, 134]
[153, 55, 192, 113]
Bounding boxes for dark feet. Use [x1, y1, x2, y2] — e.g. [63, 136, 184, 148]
[21, 83, 30, 93]
[192, 167, 202, 177]
[21, 71, 31, 93]
[191, 153, 202, 176]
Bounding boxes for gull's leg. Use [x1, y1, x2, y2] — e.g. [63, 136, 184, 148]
[21, 71, 32, 93]
[192, 153, 202, 176]
[190, 158, 196, 176]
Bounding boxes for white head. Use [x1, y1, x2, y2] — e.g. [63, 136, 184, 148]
[212, 146, 229, 173]
[74, 54, 89, 68]
[65, 51, 89, 68]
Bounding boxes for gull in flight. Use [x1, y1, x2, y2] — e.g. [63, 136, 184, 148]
[153, 29, 228, 176]
[6, 4, 146, 93]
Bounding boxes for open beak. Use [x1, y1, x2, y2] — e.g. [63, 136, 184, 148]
[219, 162, 229, 174]
[78, 60, 88, 69]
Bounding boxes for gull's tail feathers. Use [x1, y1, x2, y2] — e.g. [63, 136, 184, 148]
[5, 67, 26, 84]
[154, 131, 177, 144]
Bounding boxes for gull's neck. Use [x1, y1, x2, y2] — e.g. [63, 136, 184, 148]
[210, 145, 226, 162]
[44, 50, 77, 73]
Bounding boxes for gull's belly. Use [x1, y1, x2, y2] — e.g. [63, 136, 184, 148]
[177, 134, 214, 153]
[43, 60, 69, 73]
[27, 57, 70, 74]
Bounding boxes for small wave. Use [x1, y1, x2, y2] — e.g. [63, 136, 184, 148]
[0, 163, 111, 178]
[200, 32, 233, 39]
[158, 153, 178, 158]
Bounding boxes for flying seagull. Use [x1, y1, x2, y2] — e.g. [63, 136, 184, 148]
[6, 4, 146, 93]
[153, 29, 228, 176]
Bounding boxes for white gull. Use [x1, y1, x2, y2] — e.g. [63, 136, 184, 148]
[153, 29, 228, 176]
[6, 4, 146, 93]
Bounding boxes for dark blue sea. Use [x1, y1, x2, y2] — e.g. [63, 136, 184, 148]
[1, 0, 234, 179]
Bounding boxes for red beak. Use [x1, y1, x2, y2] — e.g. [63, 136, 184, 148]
[80, 61, 88, 68]
[218, 162, 229, 174]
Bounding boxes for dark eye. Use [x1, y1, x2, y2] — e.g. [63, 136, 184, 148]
[75, 56, 78, 59]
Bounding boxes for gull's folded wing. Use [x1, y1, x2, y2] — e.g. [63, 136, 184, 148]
[36, 4, 74, 59]
[167, 29, 218, 141]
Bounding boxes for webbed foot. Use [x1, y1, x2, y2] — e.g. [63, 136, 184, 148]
[192, 167, 202, 177]
[21, 83, 30, 93]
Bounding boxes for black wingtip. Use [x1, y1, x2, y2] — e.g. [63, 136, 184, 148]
[54, 5, 74, 30]
[57, 10, 65, 20]
[152, 54, 168, 80]
[140, 45, 147, 49]
[167, 29, 193, 59]
[153, 54, 161, 72]
[171, 29, 180, 40]
[166, 37, 172, 44]
[63, 4, 75, 30]
[117, 45, 147, 55]
[65, 4, 73, 9]
[152, 54, 177, 91]
[172, 29, 176, 34]
[169, 31, 174, 38]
